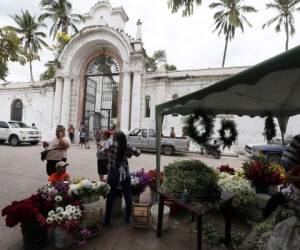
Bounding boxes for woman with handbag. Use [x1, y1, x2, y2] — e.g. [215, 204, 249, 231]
[42, 125, 71, 176]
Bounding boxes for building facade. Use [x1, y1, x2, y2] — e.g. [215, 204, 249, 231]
[0, 0, 298, 148]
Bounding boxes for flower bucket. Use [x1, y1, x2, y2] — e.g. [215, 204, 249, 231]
[54, 227, 73, 248]
[82, 199, 102, 228]
[150, 204, 170, 231]
[150, 189, 158, 204]
[21, 221, 47, 250]
[254, 182, 269, 194]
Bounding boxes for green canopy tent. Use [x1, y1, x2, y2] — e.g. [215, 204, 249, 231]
[155, 45, 300, 187]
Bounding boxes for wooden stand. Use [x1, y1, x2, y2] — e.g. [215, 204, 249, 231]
[156, 189, 234, 250]
[132, 203, 150, 228]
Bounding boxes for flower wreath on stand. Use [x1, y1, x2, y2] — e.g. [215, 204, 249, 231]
[185, 110, 215, 146]
[263, 114, 276, 144]
[219, 119, 238, 149]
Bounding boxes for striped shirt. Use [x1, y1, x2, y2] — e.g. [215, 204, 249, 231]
[282, 134, 300, 171]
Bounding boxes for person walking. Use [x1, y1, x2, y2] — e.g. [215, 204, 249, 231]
[96, 130, 112, 181]
[79, 127, 86, 149]
[103, 131, 140, 225]
[85, 123, 90, 149]
[43, 125, 70, 176]
[67, 124, 75, 144]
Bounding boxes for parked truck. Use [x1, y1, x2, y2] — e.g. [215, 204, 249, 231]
[127, 128, 190, 155]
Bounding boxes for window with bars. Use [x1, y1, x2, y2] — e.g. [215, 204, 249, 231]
[11, 99, 23, 121]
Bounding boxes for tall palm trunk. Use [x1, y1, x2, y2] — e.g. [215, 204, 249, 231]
[285, 16, 289, 51]
[29, 44, 34, 82]
[222, 33, 229, 68]
[29, 60, 34, 82]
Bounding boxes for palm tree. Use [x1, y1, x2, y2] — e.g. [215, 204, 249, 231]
[7, 10, 48, 82]
[209, 0, 257, 67]
[167, 0, 202, 16]
[263, 0, 300, 51]
[39, 0, 85, 39]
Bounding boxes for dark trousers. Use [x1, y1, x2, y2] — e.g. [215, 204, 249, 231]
[104, 168, 132, 223]
[263, 192, 287, 218]
[69, 133, 74, 143]
[46, 158, 67, 176]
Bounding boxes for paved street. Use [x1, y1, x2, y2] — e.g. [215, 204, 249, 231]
[0, 143, 247, 249]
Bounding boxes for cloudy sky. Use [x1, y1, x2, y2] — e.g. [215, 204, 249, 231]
[1, 0, 300, 82]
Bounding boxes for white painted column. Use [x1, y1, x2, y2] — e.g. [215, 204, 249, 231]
[120, 71, 131, 131]
[131, 71, 142, 129]
[61, 77, 71, 127]
[52, 77, 63, 127]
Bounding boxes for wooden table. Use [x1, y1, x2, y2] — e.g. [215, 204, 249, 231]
[156, 189, 234, 250]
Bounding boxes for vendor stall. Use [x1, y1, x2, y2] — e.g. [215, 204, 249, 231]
[155, 45, 300, 249]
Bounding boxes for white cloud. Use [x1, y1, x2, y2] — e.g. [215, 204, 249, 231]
[1, 0, 300, 81]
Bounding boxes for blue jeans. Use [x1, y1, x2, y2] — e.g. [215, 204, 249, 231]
[104, 168, 132, 223]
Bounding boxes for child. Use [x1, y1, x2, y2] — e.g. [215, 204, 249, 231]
[48, 161, 70, 184]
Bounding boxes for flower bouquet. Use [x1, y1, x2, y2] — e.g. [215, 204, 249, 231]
[146, 170, 163, 191]
[130, 169, 150, 196]
[243, 156, 285, 193]
[218, 172, 257, 209]
[46, 205, 88, 248]
[1, 193, 48, 249]
[68, 179, 110, 204]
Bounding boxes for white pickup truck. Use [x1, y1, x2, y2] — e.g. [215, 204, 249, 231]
[127, 128, 190, 155]
[0, 121, 42, 146]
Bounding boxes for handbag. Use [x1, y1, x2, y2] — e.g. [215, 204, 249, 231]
[40, 148, 57, 161]
[40, 148, 50, 161]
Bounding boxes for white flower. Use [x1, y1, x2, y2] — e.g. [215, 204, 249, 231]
[46, 217, 53, 224]
[48, 210, 55, 217]
[55, 196, 62, 203]
[131, 177, 139, 186]
[56, 207, 64, 213]
[80, 179, 93, 189]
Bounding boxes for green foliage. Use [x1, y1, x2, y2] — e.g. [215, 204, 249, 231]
[263, 115, 277, 143]
[146, 50, 177, 72]
[262, 0, 300, 51]
[39, 0, 85, 39]
[209, 0, 257, 67]
[163, 160, 221, 202]
[7, 10, 48, 81]
[165, 64, 177, 71]
[40, 60, 58, 80]
[167, 0, 202, 16]
[0, 28, 25, 81]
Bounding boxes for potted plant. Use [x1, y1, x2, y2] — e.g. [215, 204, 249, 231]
[130, 169, 150, 202]
[1, 193, 48, 250]
[242, 156, 285, 194]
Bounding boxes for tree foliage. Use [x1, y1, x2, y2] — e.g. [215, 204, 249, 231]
[146, 50, 177, 72]
[0, 28, 25, 81]
[39, 0, 85, 39]
[263, 0, 300, 51]
[167, 0, 202, 16]
[7, 10, 48, 82]
[210, 0, 256, 67]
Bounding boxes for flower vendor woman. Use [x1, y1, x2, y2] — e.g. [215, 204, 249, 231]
[103, 131, 140, 225]
[48, 161, 70, 184]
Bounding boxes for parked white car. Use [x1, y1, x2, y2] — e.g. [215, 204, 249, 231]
[0, 121, 42, 146]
